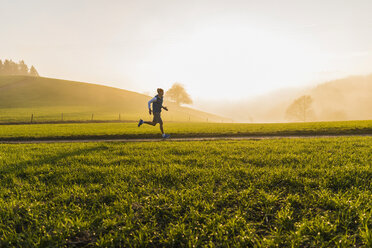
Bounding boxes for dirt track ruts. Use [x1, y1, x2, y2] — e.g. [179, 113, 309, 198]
[0, 134, 371, 144]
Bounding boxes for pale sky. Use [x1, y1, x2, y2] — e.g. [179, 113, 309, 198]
[1, 0, 372, 101]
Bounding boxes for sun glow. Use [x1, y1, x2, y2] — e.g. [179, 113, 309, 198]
[135, 23, 322, 100]
[3, 1, 372, 103]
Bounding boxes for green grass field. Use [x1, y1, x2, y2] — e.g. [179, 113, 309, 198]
[0, 120, 371, 141]
[0, 137, 371, 247]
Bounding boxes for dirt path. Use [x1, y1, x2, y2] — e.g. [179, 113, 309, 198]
[0, 134, 371, 144]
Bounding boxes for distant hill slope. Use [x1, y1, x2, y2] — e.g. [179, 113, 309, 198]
[254, 74, 372, 122]
[310, 74, 372, 121]
[195, 73, 372, 122]
[0, 75, 227, 123]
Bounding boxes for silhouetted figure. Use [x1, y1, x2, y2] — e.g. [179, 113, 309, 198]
[138, 88, 170, 138]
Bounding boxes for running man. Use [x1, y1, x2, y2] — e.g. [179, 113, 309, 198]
[138, 88, 170, 138]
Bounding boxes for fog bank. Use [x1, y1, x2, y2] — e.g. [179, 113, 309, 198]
[194, 74, 372, 123]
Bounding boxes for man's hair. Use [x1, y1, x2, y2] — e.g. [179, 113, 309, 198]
[157, 88, 164, 94]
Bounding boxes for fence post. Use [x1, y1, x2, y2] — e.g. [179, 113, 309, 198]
[30, 114, 33, 123]
[91, 114, 94, 121]
[61, 113, 63, 121]
[119, 113, 121, 121]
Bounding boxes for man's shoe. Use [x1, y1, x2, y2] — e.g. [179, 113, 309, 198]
[162, 134, 171, 139]
[138, 119, 144, 127]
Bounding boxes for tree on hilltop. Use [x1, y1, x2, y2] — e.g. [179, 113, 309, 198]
[2, 59, 12, 75]
[9, 60, 18, 75]
[167, 83, 193, 105]
[18, 60, 29, 75]
[29, 65, 39, 77]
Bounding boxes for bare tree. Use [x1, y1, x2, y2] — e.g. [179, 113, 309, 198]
[167, 83, 192, 105]
[285, 95, 314, 122]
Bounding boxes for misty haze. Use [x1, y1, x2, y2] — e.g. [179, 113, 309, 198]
[1, 1, 372, 247]
[2, 0, 372, 121]
[195, 74, 372, 122]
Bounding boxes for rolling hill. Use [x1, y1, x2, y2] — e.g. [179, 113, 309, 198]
[196, 73, 372, 122]
[0, 75, 228, 123]
[310, 74, 372, 121]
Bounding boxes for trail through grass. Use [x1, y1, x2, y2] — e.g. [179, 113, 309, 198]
[0, 120, 371, 141]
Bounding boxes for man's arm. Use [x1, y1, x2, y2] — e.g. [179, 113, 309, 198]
[162, 106, 168, 111]
[148, 97, 157, 115]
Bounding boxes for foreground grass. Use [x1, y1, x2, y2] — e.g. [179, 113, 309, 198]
[0, 120, 371, 140]
[0, 137, 371, 247]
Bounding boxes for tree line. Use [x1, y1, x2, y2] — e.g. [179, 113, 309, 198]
[0, 59, 39, 77]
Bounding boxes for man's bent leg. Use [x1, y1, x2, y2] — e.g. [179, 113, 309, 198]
[144, 121, 156, 126]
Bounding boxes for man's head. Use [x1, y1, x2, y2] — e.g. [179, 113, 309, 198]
[157, 88, 164, 97]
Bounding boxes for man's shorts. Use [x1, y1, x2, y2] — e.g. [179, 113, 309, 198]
[153, 112, 163, 124]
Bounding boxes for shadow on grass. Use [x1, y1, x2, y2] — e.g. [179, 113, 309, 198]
[0, 145, 109, 179]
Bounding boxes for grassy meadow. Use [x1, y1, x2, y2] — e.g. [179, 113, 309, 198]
[0, 137, 371, 247]
[0, 120, 370, 141]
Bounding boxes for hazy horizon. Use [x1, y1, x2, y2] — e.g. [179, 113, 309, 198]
[1, 0, 372, 102]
